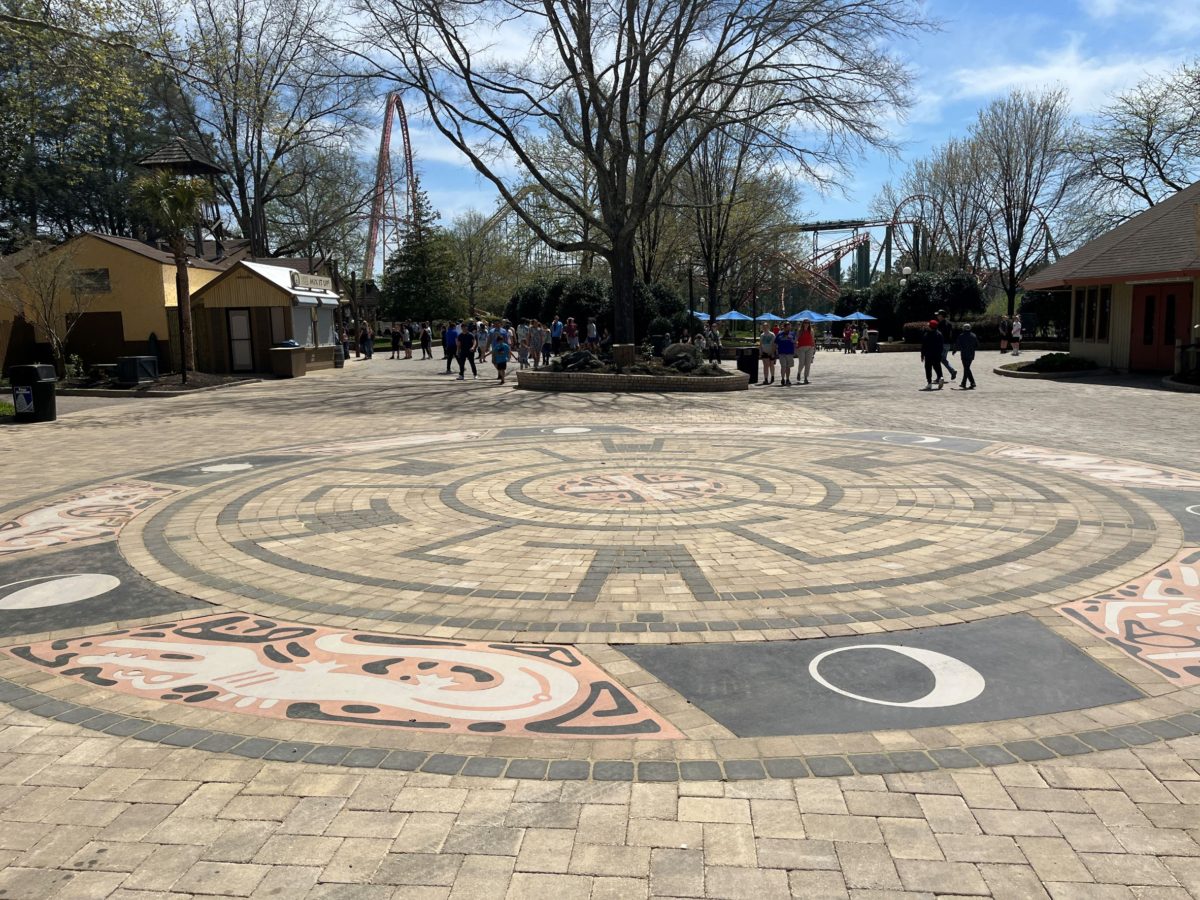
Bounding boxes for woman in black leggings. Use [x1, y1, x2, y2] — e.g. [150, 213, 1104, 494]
[920, 320, 945, 391]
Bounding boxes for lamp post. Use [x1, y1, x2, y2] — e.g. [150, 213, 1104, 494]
[900, 265, 912, 288]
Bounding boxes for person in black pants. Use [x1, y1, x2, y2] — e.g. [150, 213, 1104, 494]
[920, 319, 945, 390]
[953, 323, 979, 390]
[456, 326, 478, 380]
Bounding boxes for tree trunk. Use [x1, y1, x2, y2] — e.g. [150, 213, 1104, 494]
[173, 242, 194, 383]
[1006, 282, 1017, 317]
[609, 236, 637, 345]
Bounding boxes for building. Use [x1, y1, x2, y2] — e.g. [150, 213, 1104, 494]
[191, 260, 342, 374]
[1024, 182, 1200, 372]
[1, 233, 226, 375]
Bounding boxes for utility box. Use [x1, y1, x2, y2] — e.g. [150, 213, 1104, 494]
[116, 356, 158, 385]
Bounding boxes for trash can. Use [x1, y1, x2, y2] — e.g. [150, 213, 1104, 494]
[867, 329, 880, 353]
[735, 347, 759, 384]
[10, 363, 57, 423]
[270, 345, 306, 378]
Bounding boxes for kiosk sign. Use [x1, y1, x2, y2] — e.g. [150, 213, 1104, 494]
[12, 385, 33, 415]
[290, 272, 333, 292]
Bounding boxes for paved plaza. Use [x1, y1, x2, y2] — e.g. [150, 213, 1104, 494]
[1, 350, 1199, 899]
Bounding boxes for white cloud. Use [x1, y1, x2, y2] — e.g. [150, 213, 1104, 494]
[1077, 0, 1200, 39]
[950, 37, 1180, 114]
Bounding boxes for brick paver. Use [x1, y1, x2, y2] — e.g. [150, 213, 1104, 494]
[1, 352, 1199, 897]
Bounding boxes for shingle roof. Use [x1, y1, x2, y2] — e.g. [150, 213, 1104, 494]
[86, 233, 226, 271]
[1024, 181, 1200, 289]
[137, 138, 225, 177]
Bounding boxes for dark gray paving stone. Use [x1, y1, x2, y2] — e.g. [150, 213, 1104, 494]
[159, 728, 212, 748]
[263, 742, 317, 761]
[1004, 741, 1056, 762]
[680, 761, 725, 781]
[229, 738, 279, 759]
[723, 760, 766, 780]
[849, 754, 898, 775]
[1139, 720, 1190, 740]
[929, 748, 979, 769]
[1078, 730, 1126, 751]
[194, 733, 245, 754]
[966, 745, 1018, 766]
[1167, 713, 1200, 734]
[136, 724, 180, 743]
[888, 752, 938, 773]
[421, 754, 467, 775]
[1108, 725, 1158, 746]
[462, 757, 507, 778]
[342, 748, 389, 769]
[621, 615, 1142, 736]
[547, 760, 591, 780]
[806, 756, 853, 777]
[637, 762, 679, 782]
[1041, 735, 1093, 756]
[102, 717, 150, 737]
[592, 761, 635, 782]
[380, 750, 427, 771]
[505, 759, 548, 780]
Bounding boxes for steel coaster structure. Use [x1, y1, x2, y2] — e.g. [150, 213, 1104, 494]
[363, 92, 417, 279]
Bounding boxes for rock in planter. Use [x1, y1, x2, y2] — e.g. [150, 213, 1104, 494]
[662, 342, 703, 372]
[557, 349, 604, 372]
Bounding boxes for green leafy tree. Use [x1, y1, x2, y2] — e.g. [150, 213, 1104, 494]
[935, 271, 987, 319]
[380, 183, 461, 322]
[132, 170, 213, 382]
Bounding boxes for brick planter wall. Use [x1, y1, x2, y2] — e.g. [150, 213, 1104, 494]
[516, 369, 749, 392]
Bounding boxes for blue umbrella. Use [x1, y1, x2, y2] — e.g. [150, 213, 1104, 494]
[715, 310, 753, 321]
[788, 309, 823, 321]
[820, 313, 845, 322]
[690, 310, 711, 321]
[755, 312, 784, 321]
[843, 311, 876, 321]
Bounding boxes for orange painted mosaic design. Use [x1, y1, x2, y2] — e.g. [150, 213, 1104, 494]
[0, 483, 175, 556]
[1058, 548, 1200, 685]
[8, 614, 679, 738]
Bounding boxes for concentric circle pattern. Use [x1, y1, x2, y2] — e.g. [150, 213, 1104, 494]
[126, 430, 1179, 639]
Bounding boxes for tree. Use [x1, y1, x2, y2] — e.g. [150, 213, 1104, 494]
[1069, 62, 1200, 229]
[971, 89, 1076, 317]
[0, 241, 99, 374]
[360, 0, 924, 344]
[132, 170, 212, 382]
[380, 182, 460, 322]
[269, 142, 372, 269]
[150, 0, 370, 257]
[449, 211, 519, 317]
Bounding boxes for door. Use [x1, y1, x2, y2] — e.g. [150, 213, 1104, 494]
[1130, 284, 1192, 372]
[227, 309, 254, 372]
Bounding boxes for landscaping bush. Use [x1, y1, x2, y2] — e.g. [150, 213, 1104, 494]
[1022, 353, 1097, 373]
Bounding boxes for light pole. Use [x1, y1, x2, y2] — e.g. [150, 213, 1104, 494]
[900, 266, 912, 288]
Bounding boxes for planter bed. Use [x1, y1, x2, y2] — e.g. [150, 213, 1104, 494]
[516, 369, 749, 392]
[1162, 374, 1200, 393]
[993, 361, 1100, 380]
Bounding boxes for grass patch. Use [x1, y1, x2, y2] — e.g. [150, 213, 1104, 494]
[0, 400, 14, 417]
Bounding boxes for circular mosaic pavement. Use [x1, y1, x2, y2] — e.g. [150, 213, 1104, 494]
[121, 429, 1180, 639]
[2, 424, 1199, 781]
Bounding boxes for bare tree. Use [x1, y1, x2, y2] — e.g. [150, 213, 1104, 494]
[0, 241, 98, 374]
[269, 143, 372, 269]
[1070, 61, 1200, 228]
[357, 0, 924, 343]
[971, 89, 1076, 316]
[149, 0, 370, 257]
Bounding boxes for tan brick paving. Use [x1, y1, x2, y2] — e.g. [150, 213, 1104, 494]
[2, 354, 1200, 897]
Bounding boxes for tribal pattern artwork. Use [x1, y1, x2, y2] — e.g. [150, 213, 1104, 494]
[7, 614, 679, 738]
[0, 483, 175, 557]
[995, 447, 1200, 490]
[1058, 548, 1200, 685]
[556, 472, 725, 505]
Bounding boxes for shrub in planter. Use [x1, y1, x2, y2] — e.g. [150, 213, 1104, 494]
[1023, 353, 1098, 373]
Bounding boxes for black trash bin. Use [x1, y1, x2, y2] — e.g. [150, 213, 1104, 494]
[735, 347, 759, 384]
[867, 329, 880, 353]
[10, 363, 57, 423]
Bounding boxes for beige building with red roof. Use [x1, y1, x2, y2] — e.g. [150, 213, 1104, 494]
[1024, 183, 1200, 373]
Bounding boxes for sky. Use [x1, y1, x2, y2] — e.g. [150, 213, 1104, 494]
[401, 0, 1199, 228]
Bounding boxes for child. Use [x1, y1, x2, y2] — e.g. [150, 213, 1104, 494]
[492, 333, 512, 384]
[518, 332, 530, 369]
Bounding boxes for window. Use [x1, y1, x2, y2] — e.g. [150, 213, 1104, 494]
[1085, 287, 1098, 340]
[1165, 294, 1177, 344]
[291, 307, 316, 347]
[1073, 289, 1085, 339]
[1097, 287, 1111, 341]
[72, 268, 111, 293]
[270, 307, 287, 344]
[1143, 294, 1156, 345]
[315, 307, 336, 346]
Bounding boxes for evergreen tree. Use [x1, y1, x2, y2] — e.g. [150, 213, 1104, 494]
[380, 180, 462, 322]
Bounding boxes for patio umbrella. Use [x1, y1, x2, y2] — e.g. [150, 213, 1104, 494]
[820, 313, 845, 322]
[715, 310, 753, 321]
[788, 309, 823, 322]
[690, 310, 711, 321]
[755, 312, 785, 321]
[843, 311, 877, 321]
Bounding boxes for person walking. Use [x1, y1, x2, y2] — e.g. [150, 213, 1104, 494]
[550, 316, 564, 353]
[420, 322, 432, 359]
[586, 318, 598, 350]
[706, 324, 722, 364]
[936, 311, 958, 381]
[1010, 314, 1023, 356]
[444, 321, 460, 374]
[953, 323, 979, 390]
[456, 324, 478, 380]
[402, 322, 413, 359]
[340, 327, 351, 362]
[492, 330, 512, 384]
[920, 319, 945, 390]
[998, 315, 1011, 354]
[775, 326, 795, 386]
[796, 321, 816, 384]
[758, 323, 777, 385]
[565, 317, 579, 350]
[541, 321, 554, 364]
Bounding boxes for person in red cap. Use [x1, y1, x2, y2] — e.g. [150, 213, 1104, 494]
[920, 319, 945, 390]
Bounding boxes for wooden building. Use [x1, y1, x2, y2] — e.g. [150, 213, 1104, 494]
[191, 260, 342, 374]
[1024, 182, 1200, 373]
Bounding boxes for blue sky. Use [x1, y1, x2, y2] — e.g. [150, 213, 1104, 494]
[407, 0, 1198, 227]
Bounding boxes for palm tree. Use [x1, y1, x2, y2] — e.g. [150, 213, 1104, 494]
[132, 171, 213, 383]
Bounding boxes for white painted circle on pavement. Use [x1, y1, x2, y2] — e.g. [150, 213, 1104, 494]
[200, 463, 254, 473]
[808, 644, 986, 708]
[1185, 505, 1200, 517]
[881, 435, 940, 445]
[0, 574, 121, 610]
[551, 427, 591, 434]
